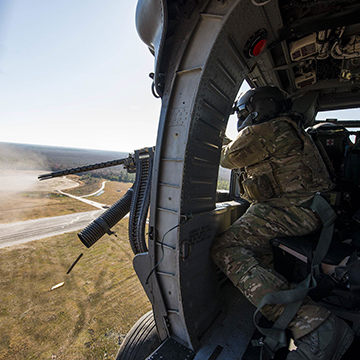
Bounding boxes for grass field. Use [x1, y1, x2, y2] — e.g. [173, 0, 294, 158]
[63, 176, 104, 197]
[0, 220, 151, 360]
[0, 171, 94, 224]
[0, 191, 95, 224]
[0, 172, 132, 224]
[87, 182, 132, 204]
[63, 177, 132, 202]
[0, 174, 150, 359]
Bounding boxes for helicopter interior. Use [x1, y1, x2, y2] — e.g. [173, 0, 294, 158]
[115, 1, 360, 359]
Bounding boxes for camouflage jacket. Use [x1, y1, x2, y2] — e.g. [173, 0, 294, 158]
[221, 117, 334, 204]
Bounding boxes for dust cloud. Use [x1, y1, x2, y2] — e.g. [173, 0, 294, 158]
[0, 143, 49, 172]
[0, 143, 50, 192]
[0, 170, 79, 192]
[0, 144, 78, 224]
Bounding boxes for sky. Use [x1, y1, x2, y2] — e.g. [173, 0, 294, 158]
[0, 0, 161, 152]
[0, 0, 358, 153]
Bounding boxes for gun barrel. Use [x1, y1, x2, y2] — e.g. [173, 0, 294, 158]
[38, 158, 130, 181]
[78, 187, 133, 248]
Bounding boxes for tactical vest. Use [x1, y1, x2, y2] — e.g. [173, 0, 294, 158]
[239, 117, 334, 202]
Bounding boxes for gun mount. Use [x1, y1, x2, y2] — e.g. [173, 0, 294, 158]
[39, 147, 155, 254]
[77, 147, 155, 252]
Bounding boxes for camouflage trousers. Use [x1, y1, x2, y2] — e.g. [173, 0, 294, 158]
[211, 200, 330, 339]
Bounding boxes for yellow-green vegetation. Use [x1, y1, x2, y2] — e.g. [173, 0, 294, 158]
[217, 177, 230, 191]
[64, 175, 104, 197]
[0, 176, 132, 224]
[0, 191, 94, 224]
[87, 182, 132, 205]
[0, 175, 150, 358]
[0, 219, 151, 360]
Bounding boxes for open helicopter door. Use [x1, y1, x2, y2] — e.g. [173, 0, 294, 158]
[117, 0, 284, 359]
[118, 0, 360, 359]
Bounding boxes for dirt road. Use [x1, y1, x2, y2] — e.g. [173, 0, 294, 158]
[58, 181, 108, 209]
[0, 171, 109, 248]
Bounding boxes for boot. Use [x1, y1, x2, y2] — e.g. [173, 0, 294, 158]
[287, 314, 354, 360]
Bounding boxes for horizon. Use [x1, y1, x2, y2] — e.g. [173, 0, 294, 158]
[1, 105, 359, 155]
[0, 104, 357, 153]
[0, 140, 131, 154]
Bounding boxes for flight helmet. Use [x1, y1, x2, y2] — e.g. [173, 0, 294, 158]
[235, 86, 290, 131]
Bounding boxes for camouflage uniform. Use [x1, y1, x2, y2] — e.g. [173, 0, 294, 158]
[211, 117, 334, 339]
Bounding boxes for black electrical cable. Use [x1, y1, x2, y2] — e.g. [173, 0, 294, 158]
[145, 215, 190, 285]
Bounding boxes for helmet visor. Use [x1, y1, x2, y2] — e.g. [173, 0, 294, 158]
[236, 103, 248, 117]
[236, 103, 250, 131]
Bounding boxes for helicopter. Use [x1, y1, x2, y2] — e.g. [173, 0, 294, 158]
[39, 0, 360, 359]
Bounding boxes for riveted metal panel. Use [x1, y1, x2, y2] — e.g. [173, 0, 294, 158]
[146, 0, 285, 351]
[179, 15, 223, 71]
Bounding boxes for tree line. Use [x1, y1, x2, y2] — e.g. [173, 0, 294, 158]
[79, 168, 135, 183]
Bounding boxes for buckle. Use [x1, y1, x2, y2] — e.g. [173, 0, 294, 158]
[251, 338, 275, 360]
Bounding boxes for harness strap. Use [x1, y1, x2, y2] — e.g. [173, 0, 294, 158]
[253, 193, 336, 359]
[347, 250, 360, 309]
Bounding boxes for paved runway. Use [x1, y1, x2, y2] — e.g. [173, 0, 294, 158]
[0, 210, 104, 249]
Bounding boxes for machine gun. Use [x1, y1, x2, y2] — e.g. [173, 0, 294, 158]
[38, 147, 154, 253]
[38, 154, 136, 181]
